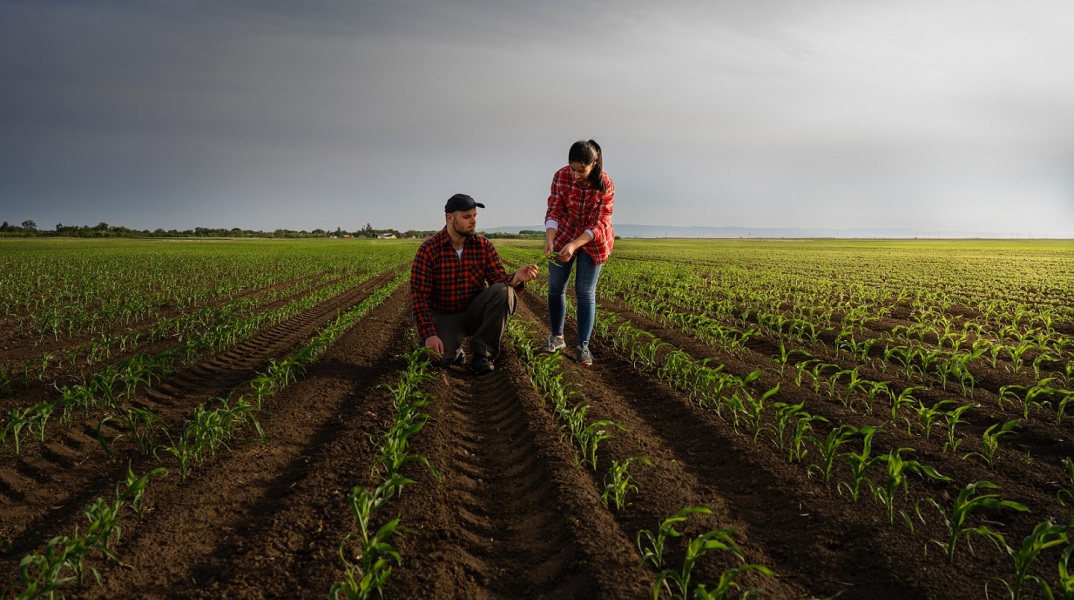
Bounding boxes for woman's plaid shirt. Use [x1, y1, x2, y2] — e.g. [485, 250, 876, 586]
[409, 227, 519, 341]
[544, 166, 615, 264]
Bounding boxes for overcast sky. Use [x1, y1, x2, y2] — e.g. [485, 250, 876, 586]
[2, 0, 1073, 236]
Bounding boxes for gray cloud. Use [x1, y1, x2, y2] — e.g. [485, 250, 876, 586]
[2, 0, 1072, 235]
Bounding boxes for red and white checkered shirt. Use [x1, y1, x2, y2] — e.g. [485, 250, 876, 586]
[544, 166, 615, 264]
[409, 227, 519, 341]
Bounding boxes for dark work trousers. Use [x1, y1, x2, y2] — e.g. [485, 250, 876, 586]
[431, 283, 517, 365]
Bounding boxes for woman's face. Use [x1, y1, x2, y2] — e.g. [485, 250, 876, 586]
[569, 161, 593, 185]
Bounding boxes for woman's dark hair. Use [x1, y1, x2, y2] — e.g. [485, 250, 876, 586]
[569, 139, 606, 192]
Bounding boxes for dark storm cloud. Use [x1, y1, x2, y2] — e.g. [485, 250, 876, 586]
[1, 0, 1072, 235]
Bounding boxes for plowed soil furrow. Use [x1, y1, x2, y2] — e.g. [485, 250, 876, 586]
[596, 297, 1072, 507]
[3, 256, 1068, 600]
[77, 289, 416, 599]
[0, 269, 401, 570]
[512, 292, 1017, 599]
[385, 346, 646, 598]
[0, 271, 340, 412]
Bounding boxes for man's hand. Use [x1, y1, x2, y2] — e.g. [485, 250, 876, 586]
[424, 335, 444, 361]
[512, 264, 539, 287]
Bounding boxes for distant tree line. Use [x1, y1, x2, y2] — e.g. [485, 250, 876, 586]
[1, 221, 425, 239]
[0, 221, 543, 240]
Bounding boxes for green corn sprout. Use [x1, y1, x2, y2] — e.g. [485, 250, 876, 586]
[790, 412, 827, 464]
[921, 481, 1028, 564]
[577, 420, 624, 471]
[118, 463, 167, 518]
[653, 527, 754, 600]
[891, 385, 925, 422]
[963, 419, 1019, 470]
[1055, 391, 1074, 426]
[772, 400, 806, 451]
[869, 448, 951, 526]
[601, 457, 652, 510]
[990, 518, 1071, 600]
[913, 399, 957, 441]
[637, 507, 712, 571]
[1059, 458, 1074, 506]
[773, 342, 811, 377]
[809, 424, 863, 483]
[837, 425, 881, 502]
[859, 380, 892, 415]
[13, 465, 164, 597]
[942, 402, 978, 454]
[736, 383, 779, 442]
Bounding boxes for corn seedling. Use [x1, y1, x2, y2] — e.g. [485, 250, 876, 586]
[809, 424, 864, 483]
[890, 385, 925, 423]
[774, 342, 811, 377]
[637, 507, 712, 571]
[654, 527, 768, 600]
[964, 419, 1019, 470]
[869, 448, 951, 526]
[2, 402, 54, 454]
[920, 481, 1028, 564]
[942, 402, 978, 454]
[789, 411, 827, 464]
[837, 425, 881, 502]
[990, 518, 1071, 600]
[912, 399, 957, 441]
[734, 382, 779, 442]
[601, 457, 652, 510]
[1059, 458, 1074, 506]
[771, 400, 805, 452]
[578, 419, 624, 471]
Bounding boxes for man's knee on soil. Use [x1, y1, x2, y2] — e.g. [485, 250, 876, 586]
[488, 282, 518, 314]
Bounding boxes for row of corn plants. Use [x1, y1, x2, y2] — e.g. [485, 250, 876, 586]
[5, 464, 167, 599]
[1, 240, 417, 400]
[115, 272, 408, 477]
[506, 318, 643, 509]
[591, 306, 1074, 596]
[5, 270, 408, 597]
[507, 320, 776, 598]
[491, 263, 782, 598]
[331, 346, 439, 599]
[1, 266, 402, 456]
[0, 240, 405, 345]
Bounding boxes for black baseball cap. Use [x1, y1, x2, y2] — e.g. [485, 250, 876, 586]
[445, 193, 485, 213]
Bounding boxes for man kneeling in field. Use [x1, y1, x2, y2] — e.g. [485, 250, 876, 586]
[410, 194, 539, 375]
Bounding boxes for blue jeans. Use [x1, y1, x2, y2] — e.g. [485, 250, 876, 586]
[547, 250, 603, 345]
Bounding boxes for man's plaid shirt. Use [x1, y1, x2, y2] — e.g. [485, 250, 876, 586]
[409, 227, 521, 341]
[544, 166, 615, 264]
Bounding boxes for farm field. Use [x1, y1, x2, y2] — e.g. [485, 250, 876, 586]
[1, 237, 1073, 599]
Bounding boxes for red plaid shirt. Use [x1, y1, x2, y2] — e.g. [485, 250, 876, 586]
[410, 227, 521, 340]
[544, 166, 615, 264]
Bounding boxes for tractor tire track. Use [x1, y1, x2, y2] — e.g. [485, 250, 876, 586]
[385, 342, 645, 598]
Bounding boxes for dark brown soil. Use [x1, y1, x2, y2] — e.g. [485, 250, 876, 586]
[1, 275, 1070, 599]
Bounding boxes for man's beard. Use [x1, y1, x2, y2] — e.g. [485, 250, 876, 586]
[452, 222, 475, 237]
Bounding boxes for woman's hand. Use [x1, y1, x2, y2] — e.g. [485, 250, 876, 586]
[557, 243, 576, 263]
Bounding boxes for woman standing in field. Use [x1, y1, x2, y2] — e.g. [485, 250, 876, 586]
[541, 139, 615, 365]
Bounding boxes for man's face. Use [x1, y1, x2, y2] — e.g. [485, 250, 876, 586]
[447, 208, 477, 237]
